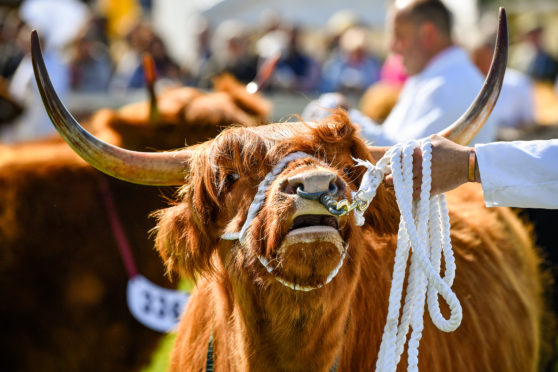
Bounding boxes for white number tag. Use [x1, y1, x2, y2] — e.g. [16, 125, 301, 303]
[127, 275, 189, 332]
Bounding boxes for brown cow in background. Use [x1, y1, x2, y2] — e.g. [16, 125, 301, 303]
[0, 71, 270, 371]
[29, 10, 553, 371]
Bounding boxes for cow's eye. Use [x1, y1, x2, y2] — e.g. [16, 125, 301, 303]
[225, 172, 240, 185]
[218, 172, 240, 195]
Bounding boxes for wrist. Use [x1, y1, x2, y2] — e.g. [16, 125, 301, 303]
[467, 148, 480, 183]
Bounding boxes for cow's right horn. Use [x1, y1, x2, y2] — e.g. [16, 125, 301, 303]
[31, 30, 189, 186]
[438, 7, 508, 145]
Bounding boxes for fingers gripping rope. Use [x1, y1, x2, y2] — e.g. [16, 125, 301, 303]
[353, 140, 462, 372]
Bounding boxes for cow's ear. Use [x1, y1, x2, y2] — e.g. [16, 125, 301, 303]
[152, 197, 216, 281]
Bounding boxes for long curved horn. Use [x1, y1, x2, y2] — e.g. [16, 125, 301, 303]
[31, 30, 189, 186]
[438, 7, 508, 145]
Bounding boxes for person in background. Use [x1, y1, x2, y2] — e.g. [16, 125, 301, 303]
[256, 24, 320, 92]
[0, 9, 27, 80]
[510, 20, 558, 84]
[109, 22, 153, 92]
[127, 35, 182, 88]
[384, 134, 558, 210]
[304, 0, 498, 146]
[358, 53, 407, 123]
[323, 9, 359, 63]
[320, 26, 381, 94]
[1, 31, 70, 142]
[198, 19, 258, 89]
[68, 21, 113, 92]
[184, 15, 213, 86]
[471, 31, 535, 130]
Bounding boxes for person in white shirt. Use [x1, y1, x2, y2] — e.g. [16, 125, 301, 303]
[302, 0, 497, 146]
[0, 47, 69, 143]
[385, 134, 558, 210]
[472, 33, 535, 129]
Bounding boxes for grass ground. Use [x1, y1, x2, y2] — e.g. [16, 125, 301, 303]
[141, 332, 177, 372]
[141, 279, 194, 372]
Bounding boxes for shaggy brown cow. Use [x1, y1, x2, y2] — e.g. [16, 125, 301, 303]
[158, 135, 544, 371]
[30, 10, 549, 371]
[0, 65, 270, 371]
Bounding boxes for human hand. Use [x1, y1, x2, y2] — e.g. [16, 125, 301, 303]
[384, 134, 478, 199]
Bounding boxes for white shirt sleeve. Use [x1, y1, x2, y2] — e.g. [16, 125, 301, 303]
[475, 139, 558, 209]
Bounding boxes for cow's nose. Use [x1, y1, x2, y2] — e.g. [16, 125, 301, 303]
[285, 170, 339, 196]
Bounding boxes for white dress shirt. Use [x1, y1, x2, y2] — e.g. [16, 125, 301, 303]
[476, 139, 558, 209]
[357, 46, 497, 146]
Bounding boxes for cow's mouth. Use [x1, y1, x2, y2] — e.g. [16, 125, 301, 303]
[255, 213, 347, 292]
[289, 214, 339, 231]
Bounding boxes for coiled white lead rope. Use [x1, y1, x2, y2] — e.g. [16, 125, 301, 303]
[354, 139, 462, 372]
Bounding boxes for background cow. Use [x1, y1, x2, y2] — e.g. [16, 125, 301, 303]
[0, 72, 270, 371]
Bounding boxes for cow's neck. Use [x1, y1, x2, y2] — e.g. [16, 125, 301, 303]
[223, 262, 357, 371]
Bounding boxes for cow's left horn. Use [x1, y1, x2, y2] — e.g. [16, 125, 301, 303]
[438, 7, 508, 145]
[31, 30, 189, 186]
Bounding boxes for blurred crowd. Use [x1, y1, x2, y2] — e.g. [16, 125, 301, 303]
[0, 5, 393, 95]
[1, 0, 558, 143]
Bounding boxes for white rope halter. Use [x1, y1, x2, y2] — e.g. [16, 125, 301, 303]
[221, 151, 349, 292]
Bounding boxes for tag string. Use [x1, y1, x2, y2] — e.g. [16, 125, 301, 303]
[97, 175, 139, 278]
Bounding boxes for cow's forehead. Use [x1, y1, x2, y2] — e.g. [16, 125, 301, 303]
[204, 121, 317, 156]
[245, 121, 317, 141]
[202, 122, 312, 164]
[198, 118, 360, 173]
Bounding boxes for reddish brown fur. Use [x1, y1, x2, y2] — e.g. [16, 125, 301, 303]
[154, 111, 547, 371]
[0, 76, 270, 372]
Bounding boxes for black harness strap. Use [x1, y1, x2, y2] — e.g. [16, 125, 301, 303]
[206, 334, 214, 372]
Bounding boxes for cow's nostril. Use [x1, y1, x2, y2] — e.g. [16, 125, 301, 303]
[328, 182, 338, 195]
[281, 180, 299, 195]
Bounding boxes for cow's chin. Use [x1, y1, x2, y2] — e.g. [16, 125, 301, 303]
[267, 226, 347, 292]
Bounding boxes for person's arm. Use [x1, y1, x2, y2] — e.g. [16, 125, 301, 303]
[385, 135, 558, 209]
[476, 139, 558, 209]
[368, 146, 390, 162]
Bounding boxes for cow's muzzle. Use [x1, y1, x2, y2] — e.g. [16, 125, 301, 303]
[283, 169, 347, 216]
